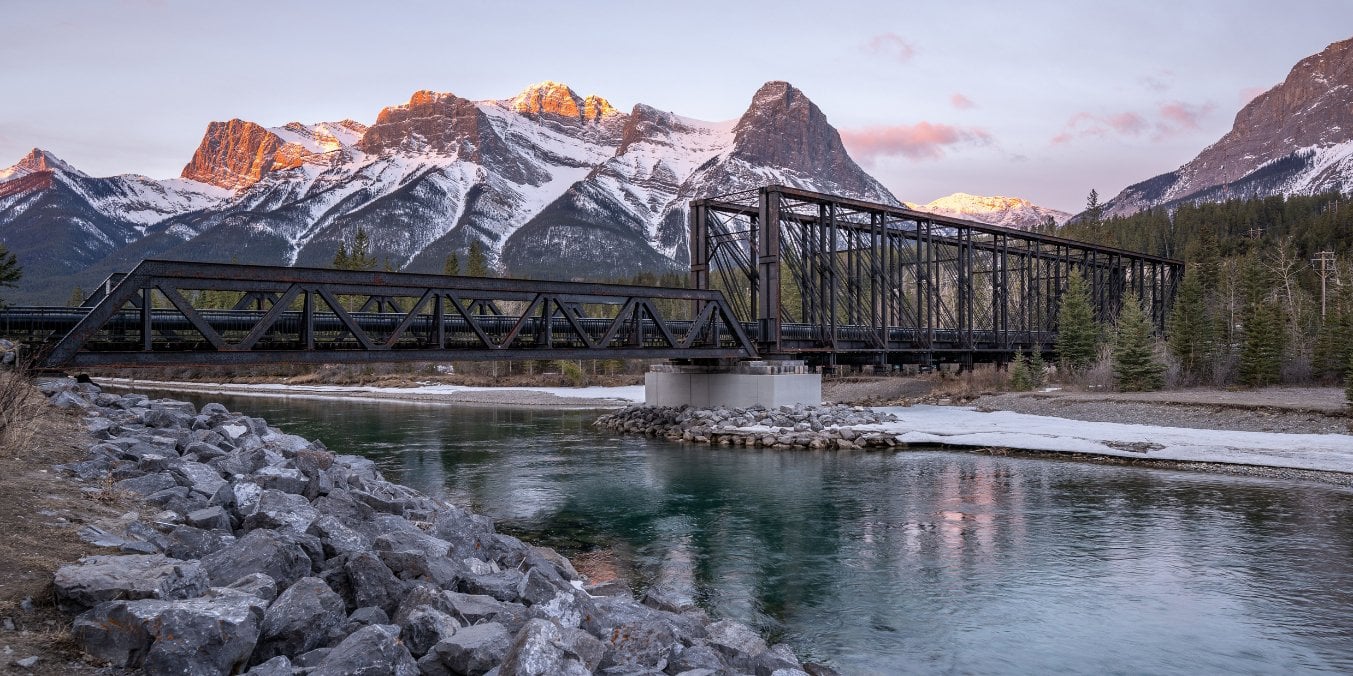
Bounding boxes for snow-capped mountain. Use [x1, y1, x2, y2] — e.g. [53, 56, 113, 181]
[905, 193, 1070, 229]
[1103, 36, 1353, 217]
[0, 80, 896, 304]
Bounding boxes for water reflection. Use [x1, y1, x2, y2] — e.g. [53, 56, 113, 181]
[137, 390, 1353, 675]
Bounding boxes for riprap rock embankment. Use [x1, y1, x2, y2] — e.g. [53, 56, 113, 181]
[40, 379, 829, 676]
[595, 404, 901, 450]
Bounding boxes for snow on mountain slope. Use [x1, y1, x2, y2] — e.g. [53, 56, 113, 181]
[2, 80, 909, 302]
[1103, 37, 1353, 217]
[906, 193, 1071, 229]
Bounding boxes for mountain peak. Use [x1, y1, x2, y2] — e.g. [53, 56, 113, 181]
[510, 81, 618, 123]
[1, 148, 79, 182]
[908, 192, 1071, 229]
[180, 119, 287, 190]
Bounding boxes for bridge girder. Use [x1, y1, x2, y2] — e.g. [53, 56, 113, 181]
[691, 185, 1183, 366]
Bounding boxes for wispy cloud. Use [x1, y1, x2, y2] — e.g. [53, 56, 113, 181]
[949, 93, 976, 110]
[1051, 102, 1214, 145]
[862, 32, 916, 63]
[1138, 69, 1175, 92]
[841, 122, 993, 163]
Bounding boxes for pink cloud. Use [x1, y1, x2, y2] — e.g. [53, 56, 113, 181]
[1158, 102, 1209, 130]
[863, 33, 916, 63]
[949, 93, 976, 110]
[1107, 112, 1148, 135]
[840, 122, 993, 163]
[1051, 102, 1213, 145]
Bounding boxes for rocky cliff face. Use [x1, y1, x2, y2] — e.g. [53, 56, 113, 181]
[1, 80, 901, 303]
[1104, 37, 1353, 217]
[498, 81, 898, 278]
[180, 120, 288, 190]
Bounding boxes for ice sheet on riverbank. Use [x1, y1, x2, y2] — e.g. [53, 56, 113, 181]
[100, 378, 645, 407]
[858, 405, 1353, 474]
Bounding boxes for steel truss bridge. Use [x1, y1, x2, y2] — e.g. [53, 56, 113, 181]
[1, 186, 1180, 369]
[691, 186, 1182, 367]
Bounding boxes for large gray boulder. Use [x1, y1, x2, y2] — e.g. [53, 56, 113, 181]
[309, 514, 371, 558]
[171, 461, 227, 496]
[598, 618, 682, 671]
[345, 551, 408, 616]
[242, 489, 320, 533]
[497, 618, 599, 676]
[417, 621, 512, 676]
[71, 589, 266, 675]
[254, 577, 347, 663]
[666, 643, 730, 673]
[705, 619, 770, 672]
[54, 554, 208, 613]
[310, 624, 418, 676]
[399, 605, 460, 658]
[200, 528, 312, 587]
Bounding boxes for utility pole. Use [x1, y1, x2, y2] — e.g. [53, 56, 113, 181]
[1247, 226, 1264, 240]
[1312, 250, 1337, 319]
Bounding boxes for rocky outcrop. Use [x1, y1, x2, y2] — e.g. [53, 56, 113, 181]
[180, 119, 288, 189]
[1104, 37, 1353, 217]
[596, 403, 903, 450]
[41, 378, 831, 675]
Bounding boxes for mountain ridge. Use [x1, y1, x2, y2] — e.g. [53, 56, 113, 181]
[1103, 36, 1353, 218]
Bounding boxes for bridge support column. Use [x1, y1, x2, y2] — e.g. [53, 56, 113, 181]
[644, 360, 821, 409]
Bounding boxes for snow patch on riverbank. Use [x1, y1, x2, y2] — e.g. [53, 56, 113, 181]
[99, 378, 645, 407]
[858, 405, 1353, 474]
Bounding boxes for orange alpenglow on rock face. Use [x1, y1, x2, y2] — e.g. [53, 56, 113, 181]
[511, 81, 617, 123]
[181, 119, 286, 190]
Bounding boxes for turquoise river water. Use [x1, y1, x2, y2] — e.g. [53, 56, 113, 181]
[138, 390, 1353, 675]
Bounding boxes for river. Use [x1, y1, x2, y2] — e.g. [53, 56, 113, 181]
[137, 390, 1353, 674]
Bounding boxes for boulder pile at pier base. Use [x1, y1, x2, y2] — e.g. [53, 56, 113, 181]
[38, 378, 830, 676]
[596, 404, 902, 450]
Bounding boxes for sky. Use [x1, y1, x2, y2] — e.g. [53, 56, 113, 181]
[1, 0, 1350, 213]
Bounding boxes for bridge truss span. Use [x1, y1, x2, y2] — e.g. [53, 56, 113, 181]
[691, 185, 1183, 366]
[23, 260, 756, 367]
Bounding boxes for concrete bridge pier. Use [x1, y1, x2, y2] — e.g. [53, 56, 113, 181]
[644, 360, 822, 408]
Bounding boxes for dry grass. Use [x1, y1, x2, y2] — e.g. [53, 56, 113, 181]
[0, 373, 137, 673]
[0, 363, 43, 457]
[926, 366, 1011, 403]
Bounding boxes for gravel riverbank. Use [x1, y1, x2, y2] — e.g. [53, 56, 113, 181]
[33, 379, 828, 675]
[972, 388, 1351, 435]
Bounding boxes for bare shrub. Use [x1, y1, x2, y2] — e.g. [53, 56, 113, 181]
[1081, 344, 1116, 391]
[0, 362, 42, 456]
[929, 365, 1008, 401]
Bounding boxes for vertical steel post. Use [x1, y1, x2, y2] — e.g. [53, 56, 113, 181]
[757, 189, 781, 352]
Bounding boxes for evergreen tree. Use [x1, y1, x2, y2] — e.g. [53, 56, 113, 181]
[467, 241, 491, 277]
[1167, 268, 1212, 379]
[1083, 189, 1103, 227]
[332, 228, 378, 271]
[1346, 348, 1353, 408]
[443, 252, 460, 276]
[67, 286, 85, 307]
[1312, 310, 1348, 380]
[1029, 344, 1047, 388]
[1056, 272, 1098, 372]
[333, 242, 350, 270]
[1113, 296, 1165, 391]
[1009, 350, 1034, 392]
[0, 243, 20, 307]
[1237, 253, 1284, 387]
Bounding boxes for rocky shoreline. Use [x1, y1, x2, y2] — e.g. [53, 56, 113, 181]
[38, 379, 828, 675]
[595, 404, 903, 450]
